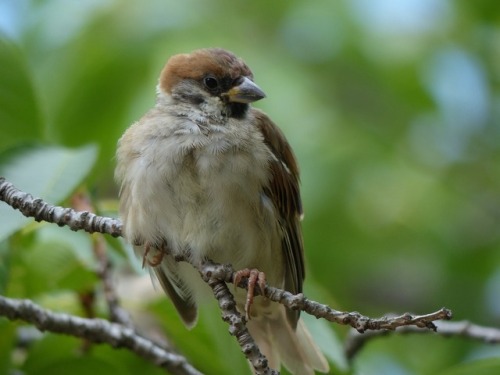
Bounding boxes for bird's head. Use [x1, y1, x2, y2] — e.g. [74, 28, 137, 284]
[158, 48, 266, 119]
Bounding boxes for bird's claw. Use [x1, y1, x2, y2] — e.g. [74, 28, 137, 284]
[233, 268, 266, 320]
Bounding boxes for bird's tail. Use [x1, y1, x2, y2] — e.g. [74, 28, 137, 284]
[246, 309, 329, 375]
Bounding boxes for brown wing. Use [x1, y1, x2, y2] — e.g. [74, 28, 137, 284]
[254, 109, 305, 328]
[138, 246, 197, 328]
[152, 263, 198, 328]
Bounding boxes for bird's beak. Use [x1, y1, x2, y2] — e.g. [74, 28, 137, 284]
[224, 77, 266, 103]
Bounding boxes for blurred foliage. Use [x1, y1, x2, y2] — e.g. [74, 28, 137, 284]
[0, 0, 500, 374]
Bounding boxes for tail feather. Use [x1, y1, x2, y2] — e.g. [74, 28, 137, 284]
[293, 319, 330, 373]
[246, 318, 280, 370]
[247, 309, 329, 374]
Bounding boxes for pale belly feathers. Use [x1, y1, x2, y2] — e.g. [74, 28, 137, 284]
[118, 118, 285, 302]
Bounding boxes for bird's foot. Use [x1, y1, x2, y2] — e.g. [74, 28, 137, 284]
[233, 268, 267, 320]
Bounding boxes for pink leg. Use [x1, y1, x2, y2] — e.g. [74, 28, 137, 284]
[233, 268, 267, 320]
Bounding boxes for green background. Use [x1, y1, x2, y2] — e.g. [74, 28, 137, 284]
[1, 0, 499, 374]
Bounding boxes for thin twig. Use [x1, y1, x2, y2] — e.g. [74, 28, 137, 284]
[165, 255, 276, 374]
[0, 295, 202, 375]
[205, 277, 278, 375]
[344, 320, 500, 360]
[0, 177, 122, 236]
[71, 191, 132, 327]
[199, 261, 452, 333]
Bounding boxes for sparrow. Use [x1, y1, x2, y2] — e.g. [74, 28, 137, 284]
[115, 48, 329, 374]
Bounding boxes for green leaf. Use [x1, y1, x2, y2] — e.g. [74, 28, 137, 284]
[6, 225, 98, 298]
[0, 320, 16, 373]
[0, 37, 44, 150]
[28, 358, 123, 375]
[0, 144, 98, 241]
[302, 313, 348, 373]
[22, 334, 132, 375]
[24, 335, 166, 375]
[0, 143, 98, 201]
[440, 358, 500, 375]
[22, 334, 80, 373]
[92, 344, 165, 375]
[0, 240, 10, 294]
[150, 299, 249, 375]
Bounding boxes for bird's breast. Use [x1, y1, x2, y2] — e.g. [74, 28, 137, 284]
[123, 122, 281, 272]
[173, 135, 276, 259]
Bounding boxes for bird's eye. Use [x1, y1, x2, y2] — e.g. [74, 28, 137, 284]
[203, 76, 219, 90]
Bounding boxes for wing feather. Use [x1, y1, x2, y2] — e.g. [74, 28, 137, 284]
[152, 253, 198, 328]
[254, 109, 305, 328]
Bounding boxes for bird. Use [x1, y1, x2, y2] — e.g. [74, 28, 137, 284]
[115, 48, 329, 374]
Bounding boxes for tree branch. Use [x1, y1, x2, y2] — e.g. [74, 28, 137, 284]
[345, 320, 500, 360]
[0, 176, 453, 333]
[0, 176, 457, 373]
[204, 276, 278, 375]
[199, 260, 451, 333]
[0, 295, 202, 375]
[0, 177, 122, 236]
